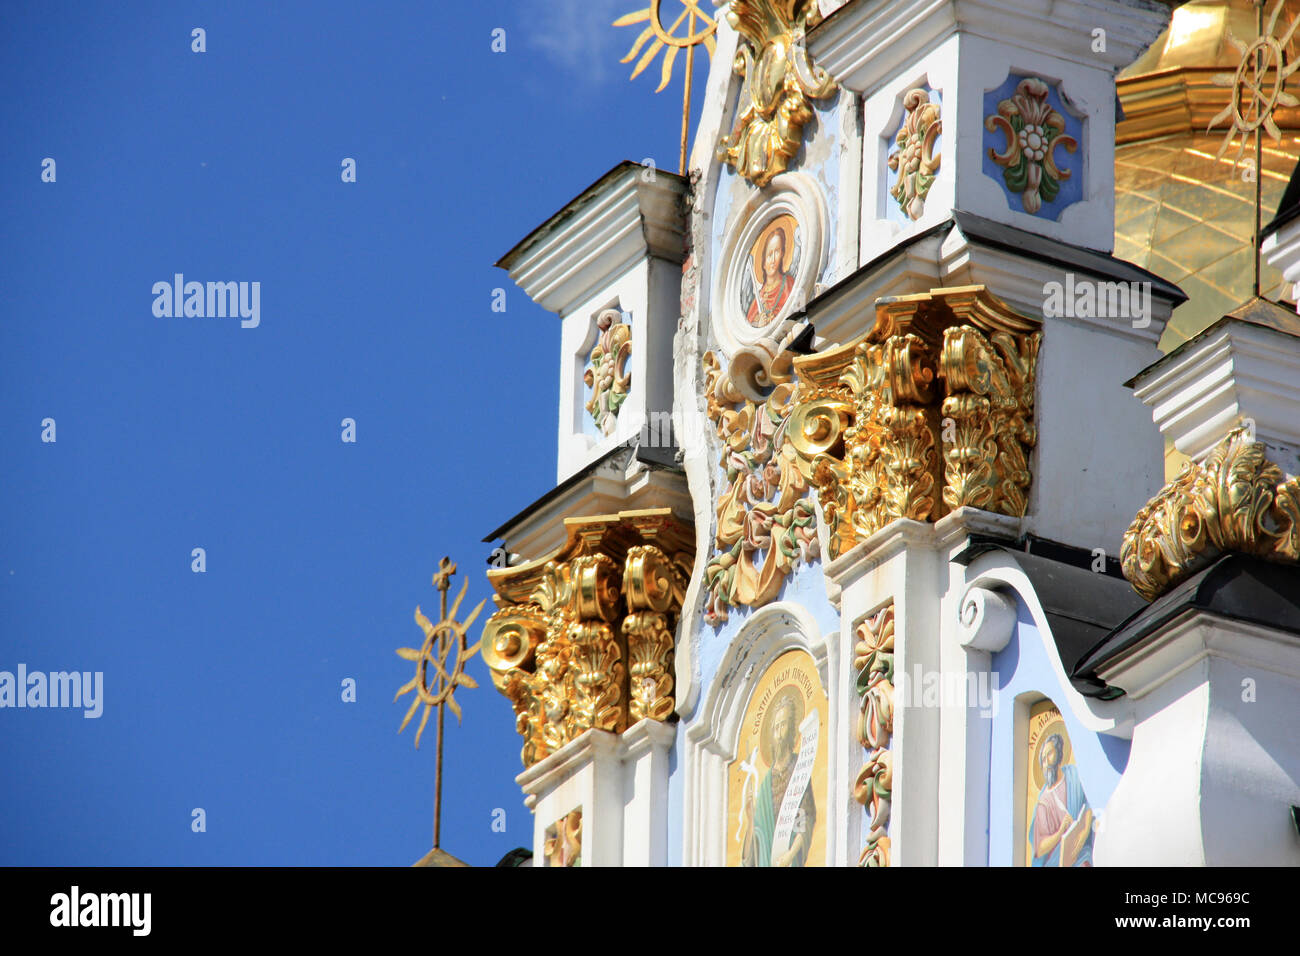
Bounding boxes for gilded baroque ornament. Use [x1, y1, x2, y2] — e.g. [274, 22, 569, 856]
[854, 604, 894, 868]
[544, 809, 583, 867]
[480, 510, 692, 768]
[889, 89, 942, 221]
[585, 308, 632, 436]
[1121, 425, 1300, 602]
[716, 0, 837, 187]
[986, 77, 1079, 214]
[702, 350, 820, 625]
[786, 286, 1041, 560]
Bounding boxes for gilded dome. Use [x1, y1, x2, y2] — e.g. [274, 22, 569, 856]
[1116, 0, 1300, 352]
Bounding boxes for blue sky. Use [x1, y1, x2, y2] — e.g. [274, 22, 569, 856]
[0, 0, 712, 866]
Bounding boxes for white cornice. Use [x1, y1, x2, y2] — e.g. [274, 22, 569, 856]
[1131, 321, 1300, 471]
[499, 164, 688, 318]
[811, 0, 1170, 94]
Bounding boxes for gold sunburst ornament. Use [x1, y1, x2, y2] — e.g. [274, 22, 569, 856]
[1209, 0, 1300, 164]
[395, 557, 484, 748]
[1208, 0, 1300, 295]
[394, 556, 485, 852]
[614, 0, 718, 174]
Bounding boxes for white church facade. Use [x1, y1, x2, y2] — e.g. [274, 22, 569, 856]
[478, 0, 1300, 867]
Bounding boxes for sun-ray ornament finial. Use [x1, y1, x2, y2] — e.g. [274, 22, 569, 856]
[1208, 0, 1300, 166]
[1207, 0, 1300, 296]
[394, 555, 485, 851]
[395, 557, 484, 749]
[614, 0, 718, 174]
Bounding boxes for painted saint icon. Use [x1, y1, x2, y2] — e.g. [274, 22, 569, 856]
[728, 649, 827, 866]
[741, 214, 800, 328]
[1025, 699, 1094, 867]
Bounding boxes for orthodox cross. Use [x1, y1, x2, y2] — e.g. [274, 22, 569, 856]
[1208, 0, 1300, 296]
[394, 556, 484, 849]
[615, 0, 718, 174]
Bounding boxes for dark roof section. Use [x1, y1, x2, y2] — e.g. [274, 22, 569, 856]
[494, 847, 534, 867]
[1074, 554, 1300, 693]
[797, 219, 957, 322]
[1262, 158, 1300, 240]
[495, 161, 687, 272]
[953, 210, 1188, 306]
[953, 535, 1147, 699]
[481, 439, 682, 544]
[1124, 296, 1300, 387]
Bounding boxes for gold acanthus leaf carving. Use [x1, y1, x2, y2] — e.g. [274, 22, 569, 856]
[715, 0, 837, 187]
[702, 350, 820, 624]
[1121, 425, 1300, 602]
[786, 286, 1041, 560]
[481, 510, 692, 768]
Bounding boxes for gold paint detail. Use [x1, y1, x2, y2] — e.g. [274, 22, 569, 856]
[986, 77, 1079, 215]
[889, 89, 942, 220]
[1206, 0, 1300, 165]
[1121, 425, 1300, 601]
[544, 809, 583, 867]
[702, 350, 820, 625]
[715, 0, 837, 187]
[854, 604, 894, 868]
[482, 510, 692, 768]
[614, 1, 718, 173]
[394, 557, 485, 749]
[786, 286, 1041, 561]
[584, 308, 633, 436]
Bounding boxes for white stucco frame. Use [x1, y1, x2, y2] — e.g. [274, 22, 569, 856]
[712, 172, 830, 357]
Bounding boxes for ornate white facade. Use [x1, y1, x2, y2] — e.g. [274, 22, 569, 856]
[484, 0, 1300, 867]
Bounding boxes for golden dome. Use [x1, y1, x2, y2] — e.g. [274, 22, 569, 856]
[1115, 0, 1300, 353]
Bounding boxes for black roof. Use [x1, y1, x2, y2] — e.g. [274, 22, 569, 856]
[1262, 159, 1300, 241]
[1073, 554, 1300, 693]
[954, 535, 1148, 699]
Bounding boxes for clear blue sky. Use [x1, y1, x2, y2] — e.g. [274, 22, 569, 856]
[0, 0, 710, 866]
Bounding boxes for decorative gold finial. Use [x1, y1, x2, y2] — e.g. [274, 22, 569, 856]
[395, 555, 485, 849]
[614, 0, 718, 175]
[1208, 0, 1300, 294]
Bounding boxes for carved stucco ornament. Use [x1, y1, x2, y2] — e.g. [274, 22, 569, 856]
[480, 509, 692, 768]
[716, 0, 837, 187]
[702, 350, 820, 624]
[986, 77, 1079, 215]
[889, 88, 942, 221]
[854, 604, 894, 868]
[1122, 425, 1300, 602]
[585, 308, 632, 436]
[786, 286, 1041, 560]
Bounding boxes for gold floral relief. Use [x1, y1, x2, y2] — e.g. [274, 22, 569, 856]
[1122, 425, 1300, 601]
[702, 350, 820, 625]
[716, 0, 837, 187]
[786, 286, 1041, 560]
[482, 510, 691, 768]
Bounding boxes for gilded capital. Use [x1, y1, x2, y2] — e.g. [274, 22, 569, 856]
[482, 510, 692, 767]
[1122, 426, 1300, 602]
[786, 286, 1041, 560]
